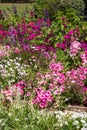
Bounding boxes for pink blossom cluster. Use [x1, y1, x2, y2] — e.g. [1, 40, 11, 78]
[49, 61, 65, 94]
[36, 60, 65, 98]
[66, 66, 87, 89]
[0, 45, 11, 58]
[1, 81, 26, 102]
[49, 60, 66, 84]
[14, 47, 21, 54]
[1, 87, 15, 102]
[69, 40, 81, 57]
[49, 61, 64, 72]
[33, 88, 53, 108]
[80, 51, 87, 66]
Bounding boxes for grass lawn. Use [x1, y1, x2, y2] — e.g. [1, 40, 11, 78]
[0, 3, 33, 13]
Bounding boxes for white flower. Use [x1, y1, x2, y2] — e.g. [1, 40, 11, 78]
[0, 119, 3, 123]
[76, 126, 80, 129]
[26, 125, 28, 128]
[8, 113, 12, 117]
[1, 123, 5, 126]
[73, 120, 79, 126]
[64, 121, 68, 125]
[15, 118, 19, 121]
[15, 62, 20, 66]
[9, 59, 13, 62]
[6, 74, 11, 77]
[82, 123, 87, 128]
[0, 64, 3, 68]
[7, 61, 11, 66]
[60, 123, 63, 127]
[81, 119, 86, 124]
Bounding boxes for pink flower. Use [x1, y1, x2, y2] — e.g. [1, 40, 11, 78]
[84, 68, 87, 74]
[14, 48, 21, 54]
[6, 96, 13, 103]
[49, 62, 64, 71]
[18, 89, 24, 95]
[71, 41, 81, 49]
[83, 87, 87, 92]
[0, 30, 4, 35]
[68, 30, 74, 35]
[66, 71, 71, 77]
[60, 85, 65, 92]
[70, 41, 81, 56]
[80, 54, 85, 59]
[26, 92, 31, 97]
[6, 45, 10, 50]
[64, 35, 70, 39]
[28, 22, 35, 28]
[33, 88, 53, 108]
[54, 90, 58, 95]
[39, 103, 47, 108]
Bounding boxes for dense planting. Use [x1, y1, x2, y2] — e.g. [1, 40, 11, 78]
[0, 1, 87, 129]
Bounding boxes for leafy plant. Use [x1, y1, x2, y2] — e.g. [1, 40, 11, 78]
[34, 0, 85, 21]
[60, 0, 85, 15]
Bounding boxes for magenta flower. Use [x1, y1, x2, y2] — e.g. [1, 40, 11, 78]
[64, 35, 70, 39]
[68, 30, 74, 35]
[28, 34, 37, 40]
[83, 87, 87, 92]
[33, 88, 53, 108]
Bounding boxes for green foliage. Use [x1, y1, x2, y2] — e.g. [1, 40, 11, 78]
[60, 0, 85, 14]
[59, 8, 81, 24]
[34, 0, 85, 21]
[56, 49, 82, 71]
[62, 90, 83, 106]
[33, 0, 61, 20]
[0, 101, 56, 130]
[49, 8, 85, 46]
[0, 47, 51, 88]
[0, 5, 34, 26]
[0, 99, 87, 130]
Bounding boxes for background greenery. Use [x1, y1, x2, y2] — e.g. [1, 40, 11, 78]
[0, 3, 33, 13]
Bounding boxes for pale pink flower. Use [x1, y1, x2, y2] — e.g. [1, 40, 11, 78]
[60, 85, 65, 92]
[26, 92, 31, 97]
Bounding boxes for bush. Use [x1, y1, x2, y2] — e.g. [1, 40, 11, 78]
[34, 0, 85, 21]
[34, 0, 61, 20]
[61, 0, 85, 15]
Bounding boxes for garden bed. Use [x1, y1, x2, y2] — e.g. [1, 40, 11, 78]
[1, 0, 87, 129]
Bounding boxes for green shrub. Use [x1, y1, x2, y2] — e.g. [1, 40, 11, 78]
[60, 0, 85, 14]
[34, 0, 61, 20]
[34, 0, 85, 21]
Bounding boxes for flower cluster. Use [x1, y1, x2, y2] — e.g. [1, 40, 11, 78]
[0, 45, 11, 59]
[55, 111, 87, 130]
[4, 18, 52, 48]
[65, 66, 87, 93]
[0, 57, 28, 87]
[33, 88, 53, 108]
[1, 81, 26, 102]
[70, 40, 81, 57]
[80, 51, 87, 66]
